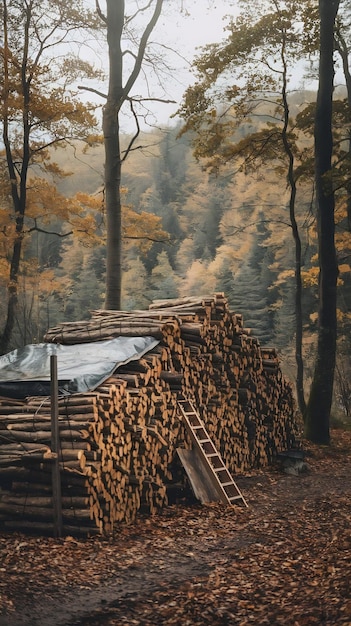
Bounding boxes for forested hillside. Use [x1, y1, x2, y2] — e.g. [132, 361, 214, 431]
[1, 87, 350, 419]
[49, 97, 319, 349]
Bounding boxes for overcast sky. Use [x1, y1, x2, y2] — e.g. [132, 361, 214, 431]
[153, 0, 238, 125]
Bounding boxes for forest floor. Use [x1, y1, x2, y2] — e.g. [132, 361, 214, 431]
[0, 429, 350, 626]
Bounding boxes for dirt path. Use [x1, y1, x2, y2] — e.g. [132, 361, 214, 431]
[1, 430, 351, 626]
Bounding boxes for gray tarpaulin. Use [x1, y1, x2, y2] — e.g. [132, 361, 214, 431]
[0, 336, 159, 397]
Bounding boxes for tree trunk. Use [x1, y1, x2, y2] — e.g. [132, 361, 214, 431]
[334, 25, 351, 231]
[102, 0, 163, 311]
[280, 27, 306, 417]
[103, 0, 124, 311]
[100, 0, 163, 310]
[0, 0, 28, 354]
[304, 0, 340, 444]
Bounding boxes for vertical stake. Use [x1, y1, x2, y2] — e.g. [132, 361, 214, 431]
[51, 354, 62, 538]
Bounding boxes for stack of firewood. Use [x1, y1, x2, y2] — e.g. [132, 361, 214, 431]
[0, 294, 298, 535]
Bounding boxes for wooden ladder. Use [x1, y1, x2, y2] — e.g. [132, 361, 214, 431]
[177, 397, 248, 508]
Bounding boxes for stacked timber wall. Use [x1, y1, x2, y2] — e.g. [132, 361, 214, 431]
[0, 294, 298, 535]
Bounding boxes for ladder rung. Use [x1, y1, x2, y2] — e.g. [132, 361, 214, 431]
[178, 398, 248, 508]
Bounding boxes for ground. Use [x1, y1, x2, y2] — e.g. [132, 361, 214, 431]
[0, 430, 351, 626]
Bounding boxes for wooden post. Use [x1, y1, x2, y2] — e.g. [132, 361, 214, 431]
[51, 354, 62, 537]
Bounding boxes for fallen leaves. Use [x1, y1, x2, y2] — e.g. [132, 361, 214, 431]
[0, 429, 350, 625]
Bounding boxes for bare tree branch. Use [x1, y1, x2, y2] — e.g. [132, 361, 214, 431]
[121, 100, 141, 163]
[95, 0, 107, 24]
[27, 225, 73, 238]
[122, 0, 163, 103]
[125, 1, 154, 26]
[124, 234, 170, 243]
[132, 96, 176, 104]
[78, 85, 107, 99]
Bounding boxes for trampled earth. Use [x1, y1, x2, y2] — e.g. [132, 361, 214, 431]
[1, 430, 350, 626]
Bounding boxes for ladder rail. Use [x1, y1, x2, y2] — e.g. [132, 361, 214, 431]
[177, 398, 248, 508]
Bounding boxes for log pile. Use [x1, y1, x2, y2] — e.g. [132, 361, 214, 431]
[0, 294, 298, 535]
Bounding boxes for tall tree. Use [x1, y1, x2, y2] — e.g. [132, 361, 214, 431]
[304, 0, 341, 443]
[334, 7, 351, 231]
[94, 0, 169, 310]
[177, 0, 313, 414]
[0, 0, 101, 353]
